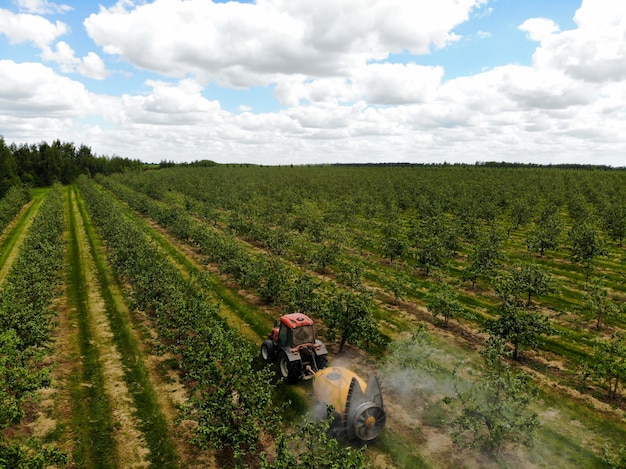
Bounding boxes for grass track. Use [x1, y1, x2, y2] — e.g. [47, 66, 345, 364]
[65, 186, 118, 468]
[73, 185, 180, 468]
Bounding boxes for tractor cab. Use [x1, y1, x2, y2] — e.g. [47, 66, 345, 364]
[272, 313, 316, 348]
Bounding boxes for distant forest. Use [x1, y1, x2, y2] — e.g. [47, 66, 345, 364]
[0, 137, 144, 197]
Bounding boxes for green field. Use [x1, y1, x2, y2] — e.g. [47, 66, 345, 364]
[1, 165, 625, 468]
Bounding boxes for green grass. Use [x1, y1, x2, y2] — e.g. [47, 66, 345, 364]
[73, 185, 179, 468]
[377, 430, 432, 469]
[66, 186, 117, 469]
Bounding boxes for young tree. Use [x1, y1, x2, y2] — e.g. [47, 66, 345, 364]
[508, 195, 536, 232]
[485, 300, 554, 361]
[381, 218, 408, 264]
[410, 214, 457, 276]
[462, 228, 505, 289]
[448, 337, 539, 457]
[526, 208, 562, 257]
[507, 262, 558, 307]
[568, 222, 607, 280]
[323, 287, 380, 353]
[261, 411, 366, 469]
[425, 280, 465, 326]
[602, 200, 626, 246]
[583, 277, 620, 330]
[586, 333, 626, 401]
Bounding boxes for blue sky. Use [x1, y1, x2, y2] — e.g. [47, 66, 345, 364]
[1, 0, 625, 165]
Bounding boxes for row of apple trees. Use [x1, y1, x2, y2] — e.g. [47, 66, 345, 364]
[0, 185, 31, 234]
[0, 184, 67, 467]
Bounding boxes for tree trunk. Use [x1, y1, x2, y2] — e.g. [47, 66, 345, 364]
[339, 335, 347, 353]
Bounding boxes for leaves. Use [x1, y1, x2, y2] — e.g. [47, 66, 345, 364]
[425, 280, 465, 326]
[586, 333, 626, 400]
[449, 337, 539, 457]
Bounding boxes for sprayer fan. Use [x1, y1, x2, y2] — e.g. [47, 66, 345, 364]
[349, 402, 386, 442]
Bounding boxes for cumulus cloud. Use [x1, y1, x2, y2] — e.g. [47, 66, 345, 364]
[0, 60, 91, 116]
[78, 52, 108, 80]
[42, 41, 110, 79]
[2, 0, 626, 168]
[531, 0, 626, 83]
[0, 8, 67, 48]
[84, 0, 486, 87]
[519, 18, 560, 42]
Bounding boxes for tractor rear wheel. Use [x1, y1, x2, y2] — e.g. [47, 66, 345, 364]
[278, 352, 299, 383]
[316, 354, 328, 370]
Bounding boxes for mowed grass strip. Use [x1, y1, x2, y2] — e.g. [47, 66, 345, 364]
[65, 186, 117, 468]
[74, 185, 179, 468]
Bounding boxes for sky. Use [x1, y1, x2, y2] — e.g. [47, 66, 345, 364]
[1, 0, 625, 166]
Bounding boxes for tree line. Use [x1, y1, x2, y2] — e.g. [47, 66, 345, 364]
[0, 137, 144, 197]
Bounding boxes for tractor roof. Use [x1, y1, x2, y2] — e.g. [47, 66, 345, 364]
[280, 313, 314, 328]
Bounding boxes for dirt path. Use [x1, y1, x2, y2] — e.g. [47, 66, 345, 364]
[0, 192, 46, 283]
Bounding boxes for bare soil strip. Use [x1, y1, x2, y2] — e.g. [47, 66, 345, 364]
[0, 192, 45, 283]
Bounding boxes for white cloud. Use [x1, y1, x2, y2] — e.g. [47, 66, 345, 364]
[78, 52, 108, 80]
[530, 0, 626, 83]
[2, 0, 626, 167]
[41, 41, 110, 80]
[519, 18, 560, 42]
[273, 63, 443, 106]
[84, 0, 486, 87]
[0, 60, 91, 116]
[0, 8, 67, 49]
[361, 63, 444, 105]
[41, 40, 80, 72]
[13, 0, 72, 15]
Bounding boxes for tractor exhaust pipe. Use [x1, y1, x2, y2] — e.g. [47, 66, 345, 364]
[313, 367, 386, 442]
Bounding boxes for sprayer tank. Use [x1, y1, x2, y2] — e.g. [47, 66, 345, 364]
[313, 366, 386, 442]
[313, 367, 366, 414]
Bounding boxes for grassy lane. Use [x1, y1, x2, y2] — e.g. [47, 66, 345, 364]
[73, 185, 180, 468]
[0, 189, 46, 283]
[65, 186, 121, 468]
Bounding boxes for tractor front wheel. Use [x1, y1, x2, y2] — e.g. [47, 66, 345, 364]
[261, 340, 275, 363]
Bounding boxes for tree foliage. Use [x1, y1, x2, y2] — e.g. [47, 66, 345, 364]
[585, 333, 626, 401]
[462, 228, 505, 289]
[506, 262, 558, 307]
[583, 277, 620, 330]
[425, 280, 465, 326]
[261, 412, 365, 469]
[568, 221, 608, 279]
[323, 287, 380, 353]
[448, 337, 539, 457]
[0, 136, 143, 194]
[526, 207, 562, 257]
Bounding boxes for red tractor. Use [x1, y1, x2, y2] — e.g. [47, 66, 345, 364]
[261, 313, 328, 383]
